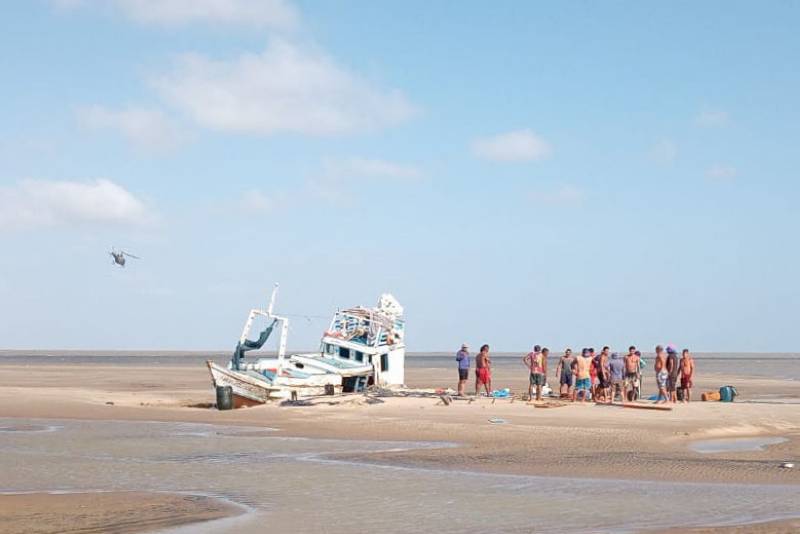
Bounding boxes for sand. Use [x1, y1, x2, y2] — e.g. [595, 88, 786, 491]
[0, 492, 242, 534]
[0, 359, 798, 532]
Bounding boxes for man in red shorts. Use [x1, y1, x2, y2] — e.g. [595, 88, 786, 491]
[475, 344, 492, 396]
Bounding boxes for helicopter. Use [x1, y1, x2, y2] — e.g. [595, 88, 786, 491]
[109, 249, 140, 267]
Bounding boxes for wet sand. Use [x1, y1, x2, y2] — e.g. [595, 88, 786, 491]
[0, 492, 242, 534]
[0, 357, 798, 532]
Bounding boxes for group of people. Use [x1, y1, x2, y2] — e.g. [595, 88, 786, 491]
[455, 343, 695, 403]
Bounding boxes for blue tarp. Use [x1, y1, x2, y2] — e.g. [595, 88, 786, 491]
[232, 319, 277, 370]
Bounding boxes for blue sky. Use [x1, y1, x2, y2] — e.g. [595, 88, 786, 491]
[1, 1, 798, 352]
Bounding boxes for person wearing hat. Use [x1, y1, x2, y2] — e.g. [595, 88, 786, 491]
[455, 343, 470, 396]
[608, 352, 625, 403]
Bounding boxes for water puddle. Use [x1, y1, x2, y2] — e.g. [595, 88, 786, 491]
[0, 424, 61, 433]
[2, 418, 799, 534]
[690, 436, 789, 453]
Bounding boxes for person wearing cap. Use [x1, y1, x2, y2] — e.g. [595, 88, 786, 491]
[608, 352, 625, 403]
[455, 343, 470, 396]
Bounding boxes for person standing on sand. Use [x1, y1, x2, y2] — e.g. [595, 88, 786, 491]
[654, 345, 668, 404]
[623, 347, 640, 402]
[573, 348, 593, 402]
[523, 345, 547, 401]
[588, 348, 598, 399]
[475, 344, 492, 396]
[680, 349, 695, 403]
[666, 346, 679, 403]
[555, 348, 574, 398]
[455, 343, 470, 396]
[608, 352, 625, 403]
[595, 346, 610, 402]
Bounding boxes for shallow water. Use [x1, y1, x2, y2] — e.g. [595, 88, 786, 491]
[690, 437, 789, 454]
[2, 418, 798, 533]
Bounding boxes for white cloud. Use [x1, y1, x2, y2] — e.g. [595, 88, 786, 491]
[0, 179, 154, 231]
[54, 0, 299, 31]
[239, 189, 275, 214]
[648, 139, 678, 165]
[77, 105, 184, 151]
[696, 110, 729, 127]
[471, 129, 551, 162]
[529, 184, 585, 207]
[706, 164, 738, 182]
[152, 39, 416, 136]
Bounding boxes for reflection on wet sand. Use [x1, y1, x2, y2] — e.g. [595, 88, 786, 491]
[2, 418, 799, 534]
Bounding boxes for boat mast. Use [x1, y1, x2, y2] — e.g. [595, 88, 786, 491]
[266, 283, 289, 363]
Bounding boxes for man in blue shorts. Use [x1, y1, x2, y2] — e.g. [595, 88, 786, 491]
[572, 348, 593, 403]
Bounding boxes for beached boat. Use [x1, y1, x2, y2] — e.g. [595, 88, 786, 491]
[207, 285, 405, 406]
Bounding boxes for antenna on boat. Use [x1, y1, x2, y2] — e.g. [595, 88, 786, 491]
[267, 283, 279, 317]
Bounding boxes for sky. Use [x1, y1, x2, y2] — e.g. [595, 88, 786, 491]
[1, 1, 798, 352]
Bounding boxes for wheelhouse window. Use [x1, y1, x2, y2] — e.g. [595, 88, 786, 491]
[325, 343, 335, 355]
[355, 351, 364, 362]
[339, 347, 350, 359]
[380, 353, 389, 372]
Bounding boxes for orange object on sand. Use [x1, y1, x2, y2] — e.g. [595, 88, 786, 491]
[702, 391, 721, 401]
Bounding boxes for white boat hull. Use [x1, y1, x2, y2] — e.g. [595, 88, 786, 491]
[207, 361, 285, 405]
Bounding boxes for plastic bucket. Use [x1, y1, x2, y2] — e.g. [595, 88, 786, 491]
[719, 386, 736, 402]
[216, 385, 233, 410]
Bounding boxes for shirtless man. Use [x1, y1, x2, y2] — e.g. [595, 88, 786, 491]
[524, 345, 548, 401]
[654, 345, 668, 404]
[588, 348, 597, 400]
[680, 349, 695, 403]
[475, 344, 492, 396]
[666, 346, 679, 403]
[573, 348, 593, 403]
[555, 348, 574, 398]
[623, 346, 640, 402]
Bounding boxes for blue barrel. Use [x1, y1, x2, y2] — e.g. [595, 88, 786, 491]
[719, 386, 737, 402]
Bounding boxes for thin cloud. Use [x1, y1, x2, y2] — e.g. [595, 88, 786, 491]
[696, 110, 730, 127]
[648, 139, 678, 165]
[706, 164, 738, 182]
[232, 157, 420, 216]
[152, 39, 417, 136]
[0, 179, 154, 231]
[529, 184, 585, 207]
[77, 105, 184, 151]
[471, 129, 551, 162]
[53, 0, 300, 31]
[328, 157, 422, 180]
